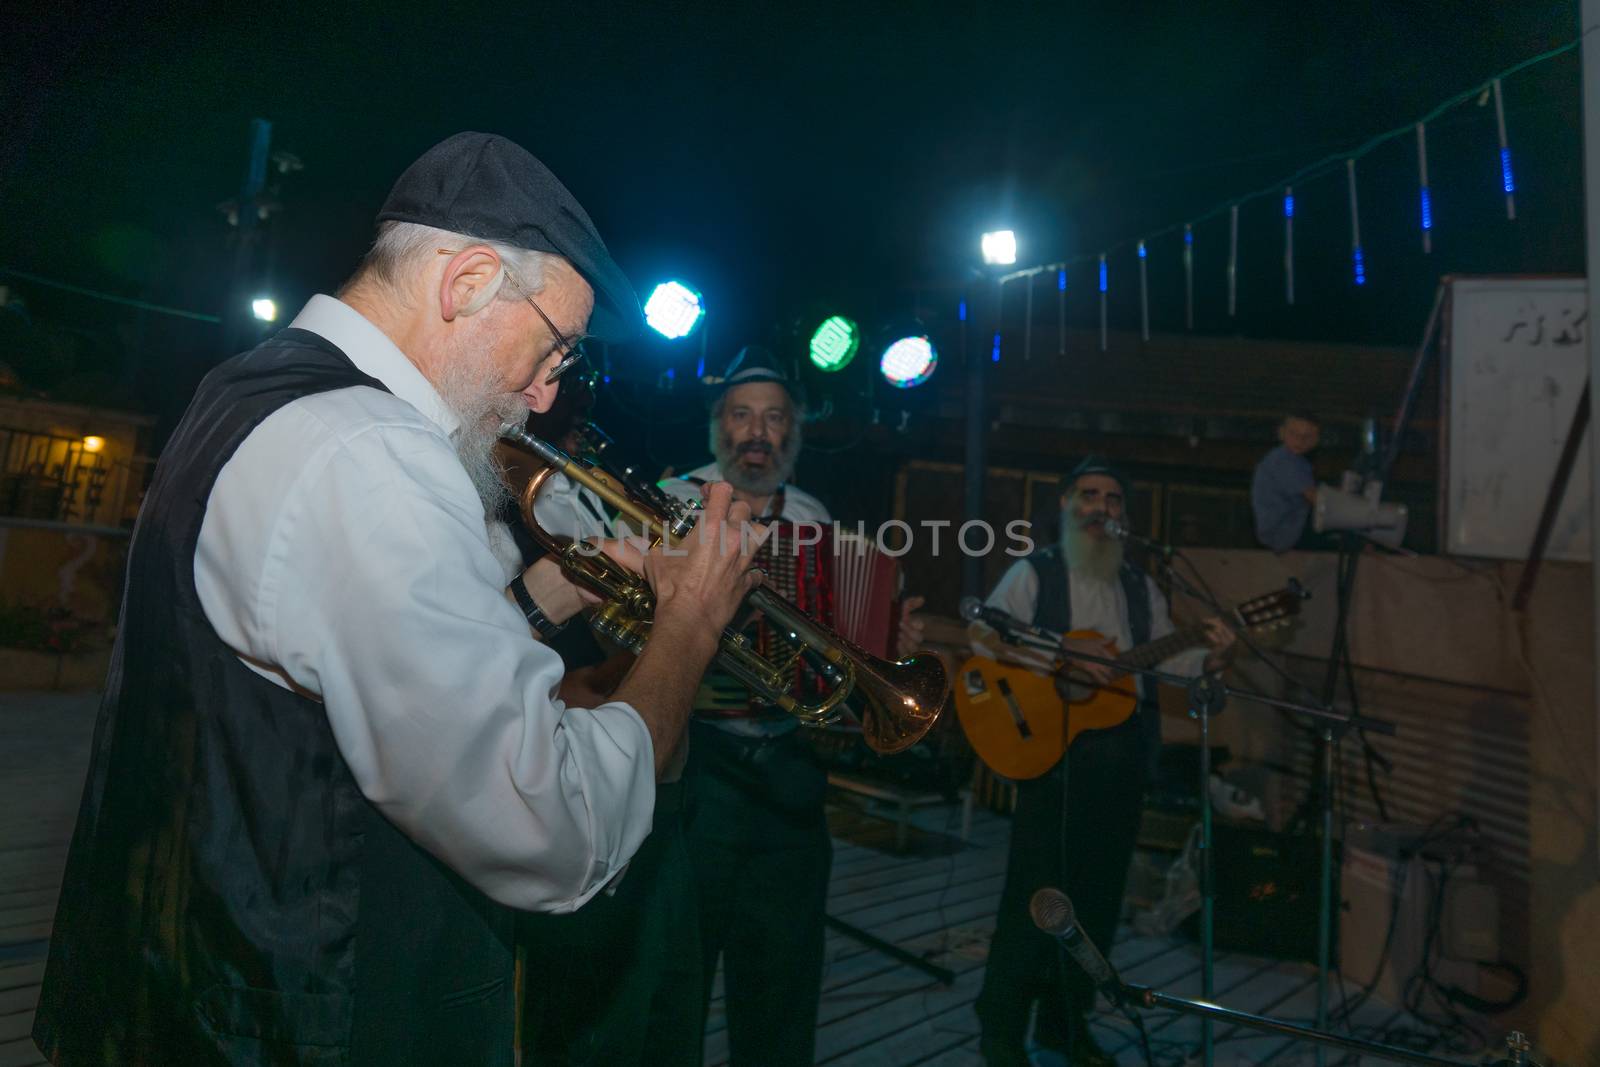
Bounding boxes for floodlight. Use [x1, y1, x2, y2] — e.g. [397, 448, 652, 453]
[251, 298, 278, 322]
[879, 335, 938, 389]
[809, 315, 860, 372]
[981, 230, 1017, 266]
[644, 281, 704, 339]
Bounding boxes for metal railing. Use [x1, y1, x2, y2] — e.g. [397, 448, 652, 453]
[0, 427, 114, 525]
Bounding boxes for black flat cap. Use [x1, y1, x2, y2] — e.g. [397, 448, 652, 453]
[377, 132, 641, 343]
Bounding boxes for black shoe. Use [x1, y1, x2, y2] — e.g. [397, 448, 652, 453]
[977, 1036, 1032, 1067]
[1034, 1017, 1116, 1067]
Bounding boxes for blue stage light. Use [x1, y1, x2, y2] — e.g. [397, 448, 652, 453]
[643, 281, 704, 339]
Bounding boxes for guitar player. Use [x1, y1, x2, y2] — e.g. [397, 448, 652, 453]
[970, 455, 1236, 1067]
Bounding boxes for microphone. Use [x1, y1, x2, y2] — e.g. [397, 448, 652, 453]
[1102, 518, 1174, 560]
[1030, 888, 1127, 1006]
[959, 596, 1015, 629]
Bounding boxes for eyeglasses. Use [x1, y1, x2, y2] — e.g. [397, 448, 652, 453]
[437, 249, 589, 384]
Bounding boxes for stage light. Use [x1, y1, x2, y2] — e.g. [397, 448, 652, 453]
[880, 335, 938, 389]
[251, 298, 278, 322]
[643, 281, 704, 339]
[980, 230, 1017, 266]
[81, 435, 105, 454]
[809, 315, 860, 372]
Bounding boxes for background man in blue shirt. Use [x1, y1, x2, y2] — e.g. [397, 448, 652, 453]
[1251, 411, 1321, 552]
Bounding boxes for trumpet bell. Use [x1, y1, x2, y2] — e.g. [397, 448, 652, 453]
[853, 651, 949, 755]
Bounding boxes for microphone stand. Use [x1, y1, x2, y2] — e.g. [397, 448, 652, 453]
[987, 612, 1392, 1067]
[1149, 543, 1371, 1067]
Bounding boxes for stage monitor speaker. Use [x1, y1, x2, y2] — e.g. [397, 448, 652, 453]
[1183, 824, 1330, 965]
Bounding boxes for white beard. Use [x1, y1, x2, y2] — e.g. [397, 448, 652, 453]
[436, 349, 527, 517]
[1061, 511, 1124, 584]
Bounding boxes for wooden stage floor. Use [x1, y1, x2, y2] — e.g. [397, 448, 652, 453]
[3, 691, 1432, 1067]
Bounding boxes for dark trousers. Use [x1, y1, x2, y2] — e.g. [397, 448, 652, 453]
[975, 716, 1148, 1057]
[684, 722, 833, 1067]
[519, 782, 702, 1067]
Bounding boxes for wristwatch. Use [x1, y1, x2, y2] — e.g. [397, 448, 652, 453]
[508, 576, 570, 640]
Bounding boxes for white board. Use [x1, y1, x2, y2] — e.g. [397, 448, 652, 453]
[1443, 276, 1591, 561]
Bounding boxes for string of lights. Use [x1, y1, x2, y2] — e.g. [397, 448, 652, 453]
[995, 36, 1582, 304]
[0, 267, 223, 323]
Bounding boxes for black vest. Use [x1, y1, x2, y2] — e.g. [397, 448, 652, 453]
[34, 329, 516, 1066]
[1027, 545, 1163, 774]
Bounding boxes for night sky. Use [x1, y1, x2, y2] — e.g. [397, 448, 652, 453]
[0, 1, 1586, 409]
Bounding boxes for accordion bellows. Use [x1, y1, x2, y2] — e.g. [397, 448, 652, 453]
[692, 522, 902, 721]
[757, 522, 899, 661]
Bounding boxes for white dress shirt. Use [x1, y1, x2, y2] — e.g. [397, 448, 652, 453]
[533, 470, 612, 542]
[194, 294, 656, 914]
[654, 462, 831, 524]
[972, 555, 1209, 681]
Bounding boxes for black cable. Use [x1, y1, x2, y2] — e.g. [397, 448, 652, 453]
[1393, 830, 1496, 1057]
[800, 420, 876, 456]
[1055, 728, 1076, 1060]
[1171, 548, 1327, 710]
[1333, 813, 1469, 1029]
[1125, 1005, 1156, 1067]
[1332, 600, 1393, 824]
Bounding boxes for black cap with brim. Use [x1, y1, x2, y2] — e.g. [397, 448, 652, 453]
[376, 132, 642, 343]
[710, 345, 800, 402]
[1064, 454, 1131, 496]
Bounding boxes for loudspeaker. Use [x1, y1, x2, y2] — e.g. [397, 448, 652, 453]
[1314, 485, 1408, 549]
[1183, 824, 1331, 964]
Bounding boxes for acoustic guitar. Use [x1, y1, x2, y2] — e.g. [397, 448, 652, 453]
[954, 586, 1303, 780]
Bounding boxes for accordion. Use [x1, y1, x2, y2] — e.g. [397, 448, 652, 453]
[757, 520, 900, 657]
[690, 521, 902, 721]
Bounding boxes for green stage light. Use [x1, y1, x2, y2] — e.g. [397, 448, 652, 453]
[808, 316, 860, 372]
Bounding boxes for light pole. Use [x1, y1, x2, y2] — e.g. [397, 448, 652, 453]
[964, 230, 1016, 597]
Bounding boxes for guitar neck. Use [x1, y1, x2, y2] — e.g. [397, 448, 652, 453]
[1116, 618, 1219, 671]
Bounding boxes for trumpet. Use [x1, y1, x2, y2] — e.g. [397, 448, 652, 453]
[504, 429, 948, 755]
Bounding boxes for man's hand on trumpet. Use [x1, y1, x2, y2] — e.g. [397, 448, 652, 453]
[644, 482, 768, 637]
